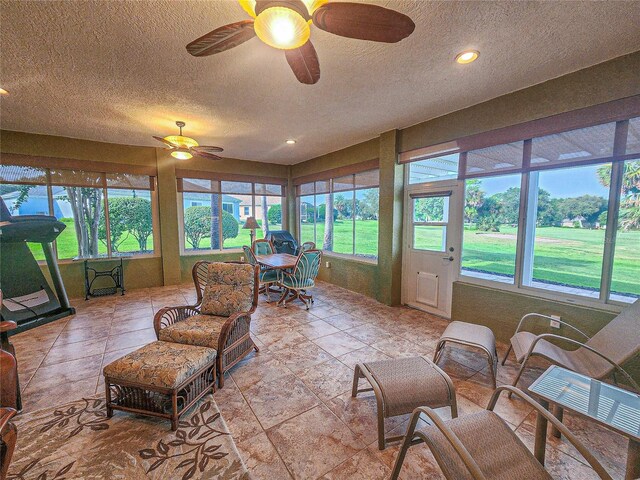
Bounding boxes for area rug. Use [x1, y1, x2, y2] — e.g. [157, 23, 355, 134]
[7, 395, 250, 480]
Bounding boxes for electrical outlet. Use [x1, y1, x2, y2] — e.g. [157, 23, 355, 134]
[325, 261, 330, 268]
[550, 315, 561, 329]
[240, 256, 245, 262]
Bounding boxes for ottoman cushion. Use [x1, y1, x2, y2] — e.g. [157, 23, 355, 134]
[440, 321, 495, 349]
[158, 314, 226, 349]
[103, 341, 216, 389]
[363, 356, 453, 417]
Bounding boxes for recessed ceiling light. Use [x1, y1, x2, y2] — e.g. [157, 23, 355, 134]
[285, 139, 296, 145]
[455, 50, 479, 64]
[0, 88, 8, 95]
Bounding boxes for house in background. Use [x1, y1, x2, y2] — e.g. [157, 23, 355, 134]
[2, 186, 67, 218]
[237, 195, 281, 222]
[182, 192, 242, 221]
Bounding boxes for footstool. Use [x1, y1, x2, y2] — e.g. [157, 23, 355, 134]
[352, 356, 457, 450]
[103, 341, 217, 430]
[433, 321, 498, 388]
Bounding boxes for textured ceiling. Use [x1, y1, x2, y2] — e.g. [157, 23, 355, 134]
[1, 0, 639, 165]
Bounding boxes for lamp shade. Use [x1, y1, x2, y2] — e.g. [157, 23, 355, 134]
[243, 217, 260, 230]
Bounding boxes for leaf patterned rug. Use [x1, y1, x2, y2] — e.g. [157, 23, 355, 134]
[7, 395, 250, 480]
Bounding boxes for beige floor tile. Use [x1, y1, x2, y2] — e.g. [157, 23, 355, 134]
[295, 319, 341, 340]
[312, 331, 367, 357]
[266, 404, 365, 479]
[321, 447, 389, 480]
[41, 337, 107, 366]
[297, 358, 355, 402]
[273, 341, 333, 374]
[236, 432, 293, 480]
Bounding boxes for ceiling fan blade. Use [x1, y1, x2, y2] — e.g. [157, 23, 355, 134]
[152, 135, 176, 148]
[193, 150, 223, 161]
[192, 146, 224, 155]
[285, 40, 321, 85]
[312, 2, 415, 43]
[186, 20, 256, 57]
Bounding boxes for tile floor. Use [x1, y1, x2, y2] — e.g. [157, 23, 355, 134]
[11, 281, 629, 479]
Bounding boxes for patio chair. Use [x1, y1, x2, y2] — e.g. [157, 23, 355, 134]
[301, 241, 316, 252]
[502, 300, 640, 392]
[154, 261, 259, 388]
[243, 245, 279, 302]
[391, 386, 613, 480]
[252, 238, 275, 255]
[277, 249, 322, 310]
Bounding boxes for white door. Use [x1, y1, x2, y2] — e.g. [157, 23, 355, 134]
[402, 181, 463, 318]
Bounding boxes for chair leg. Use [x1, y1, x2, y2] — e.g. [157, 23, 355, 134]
[501, 344, 513, 366]
[253, 340, 260, 353]
[433, 341, 445, 365]
[390, 412, 422, 480]
[351, 365, 361, 397]
[508, 356, 530, 398]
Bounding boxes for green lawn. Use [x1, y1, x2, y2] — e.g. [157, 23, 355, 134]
[28, 218, 638, 298]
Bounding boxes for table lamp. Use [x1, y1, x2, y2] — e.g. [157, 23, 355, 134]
[242, 216, 260, 245]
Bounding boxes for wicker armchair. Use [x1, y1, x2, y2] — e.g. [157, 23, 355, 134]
[0, 407, 17, 480]
[252, 239, 275, 255]
[277, 249, 322, 310]
[391, 386, 612, 480]
[153, 261, 259, 388]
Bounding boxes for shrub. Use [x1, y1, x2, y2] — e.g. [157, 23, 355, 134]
[267, 204, 282, 225]
[222, 210, 239, 241]
[184, 206, 238, 249]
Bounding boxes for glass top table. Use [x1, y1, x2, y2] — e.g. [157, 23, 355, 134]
[529, 365, 640, 479]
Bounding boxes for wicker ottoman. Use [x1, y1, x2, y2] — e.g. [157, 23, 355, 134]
[352, 356, 457, 450]
[433, 321, 498, 388]
[103, 341, 217, 430]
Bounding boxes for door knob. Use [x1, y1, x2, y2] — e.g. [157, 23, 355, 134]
[442, 256, 454, 261]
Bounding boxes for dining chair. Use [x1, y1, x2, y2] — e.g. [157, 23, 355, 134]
[243, 245, 279, 302]
[277, 249, 322, 310]
[301, 241, 316, 252]
[252, 239, 275, 255]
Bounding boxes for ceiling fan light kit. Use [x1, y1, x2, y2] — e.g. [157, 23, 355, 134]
[153, 121, 224, 161]
[186, 0, 415, 84]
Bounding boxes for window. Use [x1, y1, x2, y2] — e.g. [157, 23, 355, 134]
[452, 115, 639, 305]
[412, 194, 449, 251]
[0, 164, 157, 260]
[610, 160, 640, 303]
[178, 176, 285, 252]
[461, 174, 522, 284]
[297, 168, 379, 259]
[521, 164, 611, 298]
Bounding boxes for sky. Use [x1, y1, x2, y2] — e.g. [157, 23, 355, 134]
[480, 163, 610, 198]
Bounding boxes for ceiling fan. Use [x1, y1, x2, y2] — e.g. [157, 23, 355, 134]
[153, 121, 223, 160]
[186, 0, 415, 85]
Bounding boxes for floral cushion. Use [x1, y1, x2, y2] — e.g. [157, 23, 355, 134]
[201, 263, 255, 316]
[103, 341, 216, 389]
[158, 314, 226, 349]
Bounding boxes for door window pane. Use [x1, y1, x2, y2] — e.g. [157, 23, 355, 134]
[611, 160, 640, 303]
[412, 196, 449, 252]
[461, 175, 521, 283]
[105, 189, 153, 255]
[524, 164, 610, 298]
[414, 226, 447, 251]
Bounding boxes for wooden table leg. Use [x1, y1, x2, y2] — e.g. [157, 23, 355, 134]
[534, 399, 549, 466]
[626, 438, 640, 480]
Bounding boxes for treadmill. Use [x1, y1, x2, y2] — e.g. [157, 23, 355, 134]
[0, 198, 75, 334]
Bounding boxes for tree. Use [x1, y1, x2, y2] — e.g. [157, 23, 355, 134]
[493, 187, 520, 225]
[123, 196, 153, 251]
[557, 195, 607, 227]
[360, 189, 379, 220]
[268, 204, 282, 225]
[464, 179, 484, 223]
[184, 206, 211, 249]
[333, 194, 352, 219]
[323, 193, 333, 250]
[64, 187, 103, 257]
[99, 198, 129, 252]
[476, 196, 502, 232]
[598, 161, 640, 230]
[414, 197, 444, 222]
[260, 195, 269, 237]
[185, 206, 238, 249]
[316, 203, 338, 221]
[536, 190, 562, 227]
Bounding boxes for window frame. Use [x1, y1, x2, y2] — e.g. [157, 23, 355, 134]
[178, 177, 287, 255]
[0, 166, 159, 261]
[454, 118, 638, 307]
[295, 170, 380, 262]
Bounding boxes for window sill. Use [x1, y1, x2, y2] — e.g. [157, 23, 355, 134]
[51, 253, 161, 265]
[457, 274, 625, 314]
[322, 251, 378, 266]
[180, 249, 244, 257]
